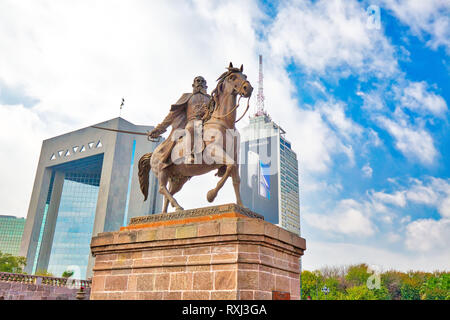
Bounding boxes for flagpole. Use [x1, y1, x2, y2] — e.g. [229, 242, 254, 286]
[119, 98, 124, 117]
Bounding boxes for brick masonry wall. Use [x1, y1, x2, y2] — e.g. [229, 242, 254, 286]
[0, 281, 91, 300]
[90, 214, 306, 300]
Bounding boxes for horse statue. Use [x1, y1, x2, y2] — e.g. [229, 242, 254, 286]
[138, 63, 253, 213]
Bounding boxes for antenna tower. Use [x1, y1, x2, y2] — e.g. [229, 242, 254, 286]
[256, 54, 265, 116]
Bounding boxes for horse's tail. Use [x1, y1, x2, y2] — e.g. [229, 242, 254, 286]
[138, 152, 153, 201]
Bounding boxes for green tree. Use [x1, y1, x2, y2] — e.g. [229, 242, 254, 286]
[372, 286, 391, 300]
[345, 285, 378, 300]
[381, 271, 404, 300]
[301, 270, 347, 300]
[62, 270, 74, 278]
[400, 272, 429, 300]
[420, 273, 450, 300]
[0, 251, 26, 273]
[35, 269, 54, 277]
[300, 264, 449, 300]
[322, 276, 346, 300]
[301, 270, 322, 300]
[345, 264, 371, 286]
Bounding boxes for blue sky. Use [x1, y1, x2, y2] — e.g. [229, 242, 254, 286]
[267, 0, 450, 271]
[0, 0, 448, 271]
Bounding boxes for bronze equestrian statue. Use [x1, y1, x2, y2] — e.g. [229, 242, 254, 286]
[138, 63, 253, 213]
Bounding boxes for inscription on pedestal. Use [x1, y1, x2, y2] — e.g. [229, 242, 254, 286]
[129, 203, 264, 226]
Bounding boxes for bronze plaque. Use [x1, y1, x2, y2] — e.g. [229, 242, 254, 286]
[272, 291, 290, 300]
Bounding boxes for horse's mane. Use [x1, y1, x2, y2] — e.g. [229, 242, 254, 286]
[203, 66, 242, 122]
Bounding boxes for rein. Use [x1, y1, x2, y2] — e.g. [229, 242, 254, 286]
[234, 97, 250, 123]
[211, 79, 250, 123]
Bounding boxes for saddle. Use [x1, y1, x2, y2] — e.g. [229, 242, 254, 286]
[169, 133, 226, 177]
[171, 136, 206, 164]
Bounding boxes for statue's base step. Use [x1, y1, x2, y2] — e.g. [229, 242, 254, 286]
[90, 204, 306, 300]
[122, 203, 264, 231]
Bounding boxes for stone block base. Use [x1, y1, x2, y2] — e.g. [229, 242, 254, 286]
[90, 204, 306, 300]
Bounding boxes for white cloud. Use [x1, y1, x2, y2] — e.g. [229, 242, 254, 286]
[0, 104, 48, 216]
[438, 197, 450, 218]
[376, 116, 438, 165]
[382, 0, 450, 53]
[359, 80, 446, 167]
[396, 81, 447, 117]
[318, 101, 364, 141]
[368, 177, 450, 215]
[401, 178, 450, 253]
[268, 95, 365, 175]
[265, 94, 356, 173]
[371, 190, 406, 207]
[301, 176, 450, 255]
[405, 218, 450, 252]
[303, 240, 450, 272]
[307, 80, 327, 94]
[362, 163, 373, 178]
[0, 0, 264, 125]
[291, 109, 341, 172]
[405, 182, 439, 206]
[400, 215, 411, 224]
[369, 129, 383, 147]
[301, 179, 343, 195]
[304, 199, 375, 237]
[268, 0, 398, 77]
[386, 232, 401, 243]
[359, 90, 387, 111]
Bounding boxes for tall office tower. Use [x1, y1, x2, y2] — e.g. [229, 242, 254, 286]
[20, 117, 162, 279]
[239, 55, 300, 235]
[0, 215, 26, 256]
[239, 115, 300, 235]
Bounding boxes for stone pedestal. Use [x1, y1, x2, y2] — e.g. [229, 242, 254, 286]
[90, 204, 306, 300]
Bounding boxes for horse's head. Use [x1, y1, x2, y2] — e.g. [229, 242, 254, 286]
[216, 62, 253, 98]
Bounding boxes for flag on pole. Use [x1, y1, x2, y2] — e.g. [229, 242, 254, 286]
[120, 98, 124, 116]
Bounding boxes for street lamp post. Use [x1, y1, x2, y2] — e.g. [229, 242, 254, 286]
[321, 286, 330, 300]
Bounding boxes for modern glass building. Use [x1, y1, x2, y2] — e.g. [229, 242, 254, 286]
[0, 215, 26, 256]
[239, 113, 300, 235]
[20, 117, 162, 279]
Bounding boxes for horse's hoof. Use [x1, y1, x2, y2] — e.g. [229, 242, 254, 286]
[175, 207, 184, 211]
[207, 190, 216, 203]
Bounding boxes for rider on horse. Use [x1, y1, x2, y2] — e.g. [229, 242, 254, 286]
[148, 76, 212, 167]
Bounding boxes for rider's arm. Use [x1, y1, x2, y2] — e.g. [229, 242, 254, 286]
[149, 111, 175, 137]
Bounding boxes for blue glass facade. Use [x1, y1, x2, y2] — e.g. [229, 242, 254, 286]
[32, 171, 55, 274]
[259, 160, 271, 199]
[123, 139, 136, 226]
[44, 154, 103, 278]
[47, 173, 100, 277]
[0, 216, 26, 256]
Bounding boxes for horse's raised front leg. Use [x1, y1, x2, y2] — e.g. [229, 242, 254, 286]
[207, 164, 233, 203]
[158, 170, 184, 211]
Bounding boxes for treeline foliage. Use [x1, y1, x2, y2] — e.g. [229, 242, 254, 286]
[301, 264, 449, 300]
[0, 251, 26, 273]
